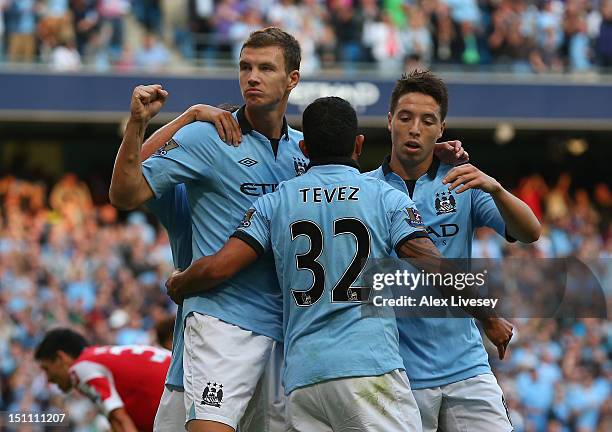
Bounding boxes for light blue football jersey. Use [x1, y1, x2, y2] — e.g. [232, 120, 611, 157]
[367, 156, 513, 389]
[236, 162, 429, 394]
[142, 107, 307, 341]
[145, 184, 191, 390]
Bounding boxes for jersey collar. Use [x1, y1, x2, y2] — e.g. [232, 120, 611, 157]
[307, 157, 360, 172]
[236, 105, 289, 140]
[381, 154, 440, 180]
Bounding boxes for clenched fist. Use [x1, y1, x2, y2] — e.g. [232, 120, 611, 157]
[130, 84, 169, 124]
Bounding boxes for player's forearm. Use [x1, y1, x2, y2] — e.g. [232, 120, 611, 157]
[109, 118, 153, 209]
[173, 255, 234, 296]
[141, 108, 195, 161]
[491, 186, 541, 243]
[108, 408, 138, 432]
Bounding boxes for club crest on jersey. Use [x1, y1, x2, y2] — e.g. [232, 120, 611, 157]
[435, 191, 457, 215]
[201, 382, 223, 408]
[154, 138, 179, 156]
[294, 157, 307, 176]
[405, 207, 425, 229]
[239, 208, 256, 228]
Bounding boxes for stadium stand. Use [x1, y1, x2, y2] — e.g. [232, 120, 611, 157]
[0, 0, 612, 74]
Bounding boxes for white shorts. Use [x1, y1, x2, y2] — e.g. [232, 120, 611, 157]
[153, 386, 186, 431]
[287, 369, 422, 432]
[413, 373, 513, 432]
[183, 313, 274, 429]
[239, 341, 286, 432]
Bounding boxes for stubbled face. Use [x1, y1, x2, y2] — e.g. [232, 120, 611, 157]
[239, 46, 294, 111]
[38, 356, 73, 392]
[388, 92, 444, 167]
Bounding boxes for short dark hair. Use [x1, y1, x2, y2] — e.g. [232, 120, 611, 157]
[241, 27, 301, 73]
[34, 328, 89, 361]
[389, 70, 448, 120]
[302, 97, 358, 160]
[155, 317, 175, 348]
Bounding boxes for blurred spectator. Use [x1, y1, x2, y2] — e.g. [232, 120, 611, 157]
[597, 0, 612, 69]
[132, 0, 162, 34]
[229, 7, 264, 61]
[49, 37, 82, 71]
[133, 31, 170, 70]
[330, 0, 364, 64]
[0, 0, 6, 60]
[6, 0, 38, 63]
[97, 0, 130, 60]
[70, 0, 99, 57]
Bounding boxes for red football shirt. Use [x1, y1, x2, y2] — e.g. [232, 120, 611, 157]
[69, 345, 171, 431]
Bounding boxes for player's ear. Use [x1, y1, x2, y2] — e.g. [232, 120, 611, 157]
[287, 70, 300, 92]
[299, 140, 309, 158]
[354, 134, 365, 158]
[387, 112, 392, 132]
[438, 121, 445, 140]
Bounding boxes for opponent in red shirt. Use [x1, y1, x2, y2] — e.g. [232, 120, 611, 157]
[35, 328, 170, 432]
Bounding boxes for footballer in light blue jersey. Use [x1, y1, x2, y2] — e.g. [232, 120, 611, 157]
[235, 162, 427, 394]
[366, 70, 539, 432]
[368, 156, 512, 389]
[167, 97, 444, 431]
[142, 106, 306, 342]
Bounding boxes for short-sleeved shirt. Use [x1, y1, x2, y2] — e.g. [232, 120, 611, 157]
[142, 107, 307, 341]
[145, 184, 192, 389]
[367, 156, 513, 389]
[236, 161, 428, 394]
[70, 345, 171, 431]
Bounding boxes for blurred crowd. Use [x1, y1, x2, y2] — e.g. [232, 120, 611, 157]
[1, 0, 612, 74]
[0, 168, 610, 431]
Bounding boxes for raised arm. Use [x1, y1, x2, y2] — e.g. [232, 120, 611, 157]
[109, 85, 167, 210]
[166, 237, 259, 303]
[140, 104, 242, 161]
[396, 237, 514, 359]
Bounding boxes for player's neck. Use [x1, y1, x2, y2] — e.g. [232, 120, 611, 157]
[245, 103, 287, 140]
[390, 152, 434, 180]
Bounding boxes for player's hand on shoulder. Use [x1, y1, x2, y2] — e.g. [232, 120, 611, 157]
[482, 317, 513, 360]
[434, 140, 469, 165]
[130, 84, 168, 124]
[443, 163, 501, 194]
[190, 104, 242, 146]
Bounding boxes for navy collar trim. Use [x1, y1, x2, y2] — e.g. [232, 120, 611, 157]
[307, 157, 360, 171]
[381, 155, 440, 180]
[236, 105, 289, 140]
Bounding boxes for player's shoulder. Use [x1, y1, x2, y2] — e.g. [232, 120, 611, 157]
[174, 121, 223, 147]
[286, 125, 304, 143]
[363, 166, 384, 179]
[359, 174, 414, 205]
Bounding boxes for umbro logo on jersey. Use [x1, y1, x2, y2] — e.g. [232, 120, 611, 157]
[238, 157, 258, 167]
[435, 191, 457, 215]
[201, 382, 224, 408]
